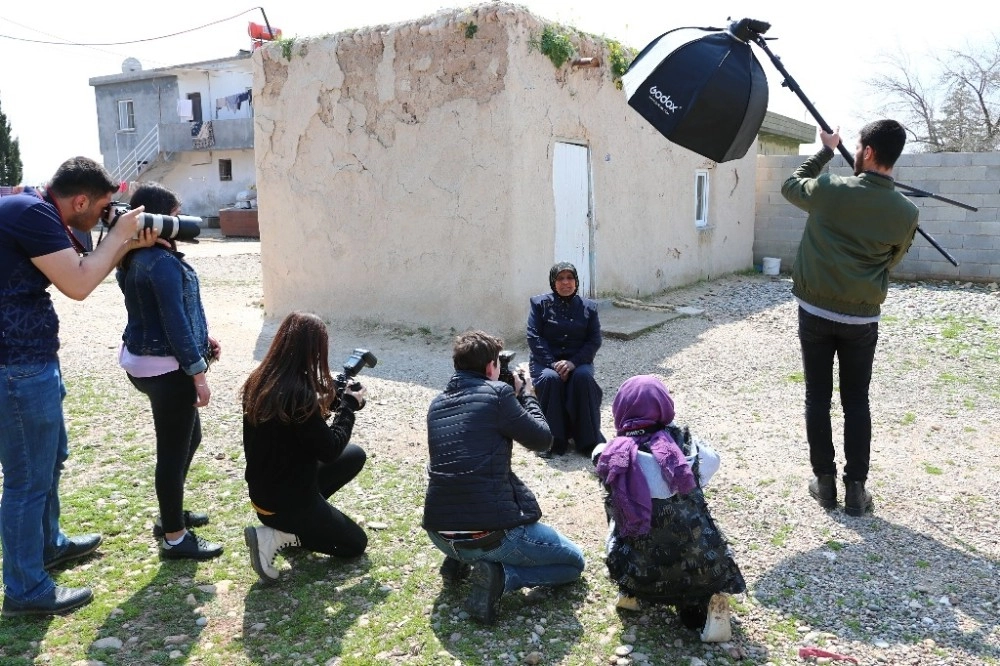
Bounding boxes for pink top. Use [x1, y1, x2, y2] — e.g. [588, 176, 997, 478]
[118, 342, 181, 378]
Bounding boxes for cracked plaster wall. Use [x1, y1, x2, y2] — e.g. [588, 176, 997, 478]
[252, 3, 756, 336]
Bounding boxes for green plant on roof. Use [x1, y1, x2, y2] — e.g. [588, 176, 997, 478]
[464, 22, 478, 39]
[607, 39, 631, 90]
[533, 25, 575, 69]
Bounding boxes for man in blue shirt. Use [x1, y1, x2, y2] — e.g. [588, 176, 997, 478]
[0, 157, 158, 616]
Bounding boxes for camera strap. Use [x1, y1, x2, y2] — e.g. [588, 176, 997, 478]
[44, 193, 88, 255]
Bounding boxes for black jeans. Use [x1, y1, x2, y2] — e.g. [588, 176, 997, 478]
[259, 443, 368, 558]
[127, 370, 201, 534]
[797, 307, 879, 482]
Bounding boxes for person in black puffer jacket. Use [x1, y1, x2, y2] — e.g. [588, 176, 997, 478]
[423, 330, 585, 625]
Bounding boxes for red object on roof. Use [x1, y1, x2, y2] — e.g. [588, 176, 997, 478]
[249, 22, 282, 41]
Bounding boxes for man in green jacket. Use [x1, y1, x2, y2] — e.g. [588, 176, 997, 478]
[781, 119, 918, 517]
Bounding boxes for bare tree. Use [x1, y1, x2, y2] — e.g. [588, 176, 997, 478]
[867, 35, 1000, 152]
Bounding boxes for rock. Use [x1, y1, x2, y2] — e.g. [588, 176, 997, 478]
[524, 652, 543, 665]
[91, 637, 123, 650]
[195, 617, 208, 626]
[615, 645, 634, 656]
[168, 650, 183, 659]
[367, 522, 389, 529]
[164, 634, 188, 646]
[197, 584, 217, 594]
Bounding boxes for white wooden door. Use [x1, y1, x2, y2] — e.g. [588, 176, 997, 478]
[552, 142, 592, 296]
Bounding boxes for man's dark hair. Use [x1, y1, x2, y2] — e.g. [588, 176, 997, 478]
[47, 156, 118, 200]
[859, 119, 906, 168]
[130, 181, 180, 216]
[453, 330, 503, 373]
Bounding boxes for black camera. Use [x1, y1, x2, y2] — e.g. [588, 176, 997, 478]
[497, 350, 524, 389]
[102, 201, 202, 241]
[333, 348, 378, 397]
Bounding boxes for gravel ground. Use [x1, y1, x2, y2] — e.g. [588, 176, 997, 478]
[51, 234, 1000, 665]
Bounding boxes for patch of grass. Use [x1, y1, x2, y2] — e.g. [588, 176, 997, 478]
[922, 463, 943, 475]
[900, 411, 916, 425]
[826, 540, 844, 552]
[770, 523, 794, 548]
[787, 370, 804, 383]
[463, 22, 478, 39]
[916, 559, 931, 568]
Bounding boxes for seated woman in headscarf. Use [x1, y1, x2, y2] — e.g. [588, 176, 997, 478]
[593, 375, 745, 643]
[527, 261, 605, 457]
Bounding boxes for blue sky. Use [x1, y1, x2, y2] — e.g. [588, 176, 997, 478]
[1, 0, 993, 183]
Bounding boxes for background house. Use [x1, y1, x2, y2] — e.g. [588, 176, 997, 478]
[251, 3, 774, 337]
[89, 54, 256, 219]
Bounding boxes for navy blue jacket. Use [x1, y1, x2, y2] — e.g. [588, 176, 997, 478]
[527, 293, 601, 376]
[117, 247, 210, 375]
[423, 371, 551, 531]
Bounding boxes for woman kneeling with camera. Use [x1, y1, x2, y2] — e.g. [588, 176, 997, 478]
[241, 312, 369, 584]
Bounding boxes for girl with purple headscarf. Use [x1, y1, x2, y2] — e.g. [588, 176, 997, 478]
[593, 375, 745, 642]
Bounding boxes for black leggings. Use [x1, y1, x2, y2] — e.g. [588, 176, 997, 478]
[127, 370, 201, 534]
[259, 444, 368, 558]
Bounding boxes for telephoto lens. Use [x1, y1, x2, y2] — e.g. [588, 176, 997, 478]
[137, 213, 202, 241]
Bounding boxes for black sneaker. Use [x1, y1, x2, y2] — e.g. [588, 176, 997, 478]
[439, 557, 471, 584]
[44, 534, 103, 569]
[844, 480, 874, 517]
[1, 585, 93, 617]
[160, 530, 224, 561]
[808, 475, 837, 510]
[152, 510, 210, 538]
[465, 561, 505, 624]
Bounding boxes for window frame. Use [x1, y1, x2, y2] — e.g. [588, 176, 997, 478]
[218, 158, 233, 182]
[694, 169, 710, 228]
[117, 99, 135, 132]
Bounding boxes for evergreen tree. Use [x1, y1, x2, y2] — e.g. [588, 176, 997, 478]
[1, 95, 24, 186]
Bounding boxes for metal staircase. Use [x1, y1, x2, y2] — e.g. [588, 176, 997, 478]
[111, 126, 163, 184]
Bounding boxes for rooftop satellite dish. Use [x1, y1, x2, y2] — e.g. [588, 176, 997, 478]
[122, 57, 142, 73]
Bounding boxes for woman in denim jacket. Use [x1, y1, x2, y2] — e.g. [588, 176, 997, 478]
[116, 182, 222, 560]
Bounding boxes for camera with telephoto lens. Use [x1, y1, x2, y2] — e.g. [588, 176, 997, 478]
[497, 350, 525, 390]
[102, 201, 202, 241]
[333, 348, 378, 399]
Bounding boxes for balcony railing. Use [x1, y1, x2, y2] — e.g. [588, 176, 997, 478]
[158, 118, 254, 152]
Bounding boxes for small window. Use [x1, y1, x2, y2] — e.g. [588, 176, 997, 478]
[694, 170, 710, 228]
[218, 159, 233, 182]
[117, 100, 135, 131]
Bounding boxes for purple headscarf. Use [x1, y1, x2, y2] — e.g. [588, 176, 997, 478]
[595, 375, 696, 537]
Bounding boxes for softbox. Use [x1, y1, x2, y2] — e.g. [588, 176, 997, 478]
[623, 26, 769, 163]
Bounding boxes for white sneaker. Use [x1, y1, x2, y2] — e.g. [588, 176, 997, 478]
[244, 525, 300, 583]
[700, 593, 732, 643]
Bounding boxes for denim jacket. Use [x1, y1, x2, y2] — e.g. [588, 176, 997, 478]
[116, 247, 209, 376]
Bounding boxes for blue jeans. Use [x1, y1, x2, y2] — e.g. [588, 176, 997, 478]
[0, 361, 71, 602]
[798, 307, 879, 482]
[427, 522, 584, 591]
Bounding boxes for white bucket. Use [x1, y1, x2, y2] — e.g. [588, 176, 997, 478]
[762, 257, 781, 276]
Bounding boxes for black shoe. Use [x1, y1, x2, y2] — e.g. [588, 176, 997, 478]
[439, 557, 472, 584]
[844, 479, 873, 517]
[44, 534, 103, 569]
[535, 449, 553, 459]
[2, 586, 93, 617]
[160, 530, 224, 561]
[549, 438, 568, 456]
[152, 510, 210, 538]
[808, 475, 837, 510]
[465, 561, 505, 624]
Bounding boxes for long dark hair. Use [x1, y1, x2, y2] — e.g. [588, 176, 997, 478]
[119, 181, 180, 270]
[241, 312, 336, 425]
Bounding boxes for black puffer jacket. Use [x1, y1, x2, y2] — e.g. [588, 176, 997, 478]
[422, 370, 552, 531]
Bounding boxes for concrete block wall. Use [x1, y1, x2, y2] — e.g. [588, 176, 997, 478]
[755, 152, 1000, 282]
